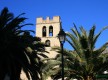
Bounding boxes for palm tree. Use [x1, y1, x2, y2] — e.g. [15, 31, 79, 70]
[40, 58, 61, 80]
[0, 7, 46, 80]
[52, 24, 108, 80]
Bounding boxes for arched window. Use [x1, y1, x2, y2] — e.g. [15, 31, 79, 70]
[49, 26, 53, 36]
[45, 40, 50, 47]
[42, 26, 46, 37]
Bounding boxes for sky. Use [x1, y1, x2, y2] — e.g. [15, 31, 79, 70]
[0, 0, 108, 49]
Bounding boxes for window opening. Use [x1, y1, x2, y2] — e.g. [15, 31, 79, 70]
[42, 26, 46, 37]
[49, 26, 53, 36]
[45, 40, 50, 47]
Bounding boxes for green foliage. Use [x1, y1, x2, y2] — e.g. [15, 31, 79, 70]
[0, 7, 47, 80]
[51, 24, 108, 80]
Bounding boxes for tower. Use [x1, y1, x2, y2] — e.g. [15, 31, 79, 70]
[36, 16, 61, 58]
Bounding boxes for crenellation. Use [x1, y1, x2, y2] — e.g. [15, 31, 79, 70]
[53, 16, 60, 22]
[36, 16, 60, 24]
[46, 16, 50, 21]
[36, 17, 43, 23]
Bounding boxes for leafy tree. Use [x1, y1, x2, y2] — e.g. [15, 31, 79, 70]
[0, 7, 46, 80]
[52, 24, 108, 80]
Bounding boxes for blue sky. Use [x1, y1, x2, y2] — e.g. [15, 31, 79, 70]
[0, 0, 108, 49]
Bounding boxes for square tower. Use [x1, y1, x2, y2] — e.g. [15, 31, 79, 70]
[36, 16, 61, 58]
[36, 16, 61, 47]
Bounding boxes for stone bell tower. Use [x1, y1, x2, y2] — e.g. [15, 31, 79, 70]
[36, 16, 61, 58]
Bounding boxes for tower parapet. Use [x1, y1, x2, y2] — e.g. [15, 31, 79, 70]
[36, 16, 60, 24]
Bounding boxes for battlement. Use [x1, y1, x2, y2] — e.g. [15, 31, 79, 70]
[36, 16, 60, 24]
